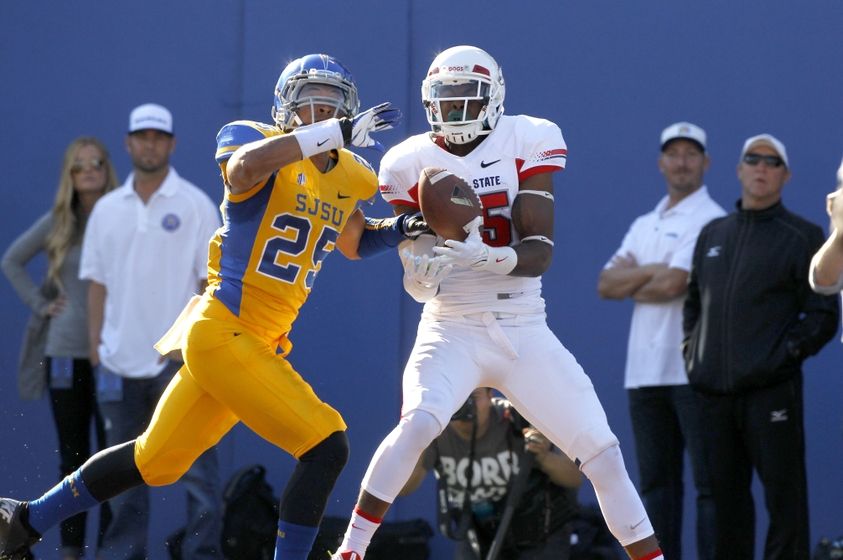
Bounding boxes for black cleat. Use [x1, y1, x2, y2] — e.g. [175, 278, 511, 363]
[0, 499, 40, 560]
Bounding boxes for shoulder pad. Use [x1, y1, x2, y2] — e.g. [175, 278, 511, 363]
[349, 151, 376, 175]
[215, 121, 279, 164]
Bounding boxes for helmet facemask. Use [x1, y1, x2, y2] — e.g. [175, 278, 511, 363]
[423, 78, 495, 145]
[272, 66, 360, 131]
[421, 46, 506, 145]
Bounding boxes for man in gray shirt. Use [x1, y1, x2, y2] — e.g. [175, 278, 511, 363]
[401, 388, 582, 559]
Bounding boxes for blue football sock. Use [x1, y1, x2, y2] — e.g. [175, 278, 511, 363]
[27, 468, 99, 535]
[275, 520, 319, 560]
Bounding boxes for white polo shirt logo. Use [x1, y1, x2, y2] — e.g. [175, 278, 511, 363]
[161, 213, 181, 232]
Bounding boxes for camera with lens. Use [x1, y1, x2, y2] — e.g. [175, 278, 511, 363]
[451, 394, 477, 422]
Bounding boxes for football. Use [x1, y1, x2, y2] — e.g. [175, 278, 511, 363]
[418, 167, 483, 241]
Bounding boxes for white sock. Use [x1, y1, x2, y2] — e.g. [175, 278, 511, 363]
[339, 507, 382, 556]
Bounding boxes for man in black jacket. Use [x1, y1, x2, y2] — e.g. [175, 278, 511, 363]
[683, 133, 839, 560]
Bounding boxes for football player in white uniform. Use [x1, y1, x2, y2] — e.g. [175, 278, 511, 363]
[332, 46, 663, 560]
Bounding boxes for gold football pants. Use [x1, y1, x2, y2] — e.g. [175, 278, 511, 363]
[134, 298, 346, 486]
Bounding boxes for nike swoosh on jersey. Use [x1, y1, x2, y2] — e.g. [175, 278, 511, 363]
[337, 192, 351, 199]
[317, 138, 330, 147]
[480, 159, 501, 168]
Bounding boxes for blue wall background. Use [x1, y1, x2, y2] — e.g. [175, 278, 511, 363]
[1, 2, 842, 558]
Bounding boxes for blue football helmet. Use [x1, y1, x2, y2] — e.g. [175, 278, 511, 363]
[272, 54, 361, 131]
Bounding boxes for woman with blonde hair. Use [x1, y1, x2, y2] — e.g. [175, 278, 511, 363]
[2, 136, 119, 559]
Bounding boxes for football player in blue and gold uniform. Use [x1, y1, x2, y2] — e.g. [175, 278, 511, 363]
[0, 54, 421, 560]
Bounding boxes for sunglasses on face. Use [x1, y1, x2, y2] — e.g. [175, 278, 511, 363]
[742, 153, 785, 168]
[71, 158, 105, 174]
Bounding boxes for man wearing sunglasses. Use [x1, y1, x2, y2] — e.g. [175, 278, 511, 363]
[682, 134, 839, 559]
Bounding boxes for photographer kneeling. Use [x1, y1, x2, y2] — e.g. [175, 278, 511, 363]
[400, 388, 582, 560]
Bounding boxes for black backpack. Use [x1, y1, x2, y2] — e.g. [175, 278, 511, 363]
[221, 464, 279, 560]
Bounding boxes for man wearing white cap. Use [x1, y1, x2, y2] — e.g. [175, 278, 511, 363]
[598, 121, 724, 560]
[78, 103, 223, 559]
[683, 134, 839, 559]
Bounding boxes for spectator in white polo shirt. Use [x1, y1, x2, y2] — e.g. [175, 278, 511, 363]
[78, 103, 223, 560]
[597, 122, 725, 560]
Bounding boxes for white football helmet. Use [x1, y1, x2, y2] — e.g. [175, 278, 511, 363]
[421, 45, 505, 145]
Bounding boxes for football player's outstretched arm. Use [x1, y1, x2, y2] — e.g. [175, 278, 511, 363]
[337, 208, 431, 260]
[227, 104, 401, 195]
[226, 134, 307, 195]
[336, 209, 366, 258]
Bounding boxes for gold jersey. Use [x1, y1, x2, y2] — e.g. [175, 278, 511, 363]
[208, 120, 377, 348]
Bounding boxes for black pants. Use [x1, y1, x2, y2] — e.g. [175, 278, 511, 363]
[698, 376, 809, 560]
[628, 385, 715, 560]
[47, 357, 111, 558]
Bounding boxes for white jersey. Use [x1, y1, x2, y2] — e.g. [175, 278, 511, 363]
[379, 115, 567, 316]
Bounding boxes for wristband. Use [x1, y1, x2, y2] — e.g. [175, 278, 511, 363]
[521, 235, 554, 246]
[477, 246, 518, 275]
[516, 190, 554, 202]
[294, 118, 344, 159]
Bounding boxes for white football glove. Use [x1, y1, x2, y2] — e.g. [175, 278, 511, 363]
[432, 217, 488, 268]
[433, 217, 517, 275]
[401, 250, 452, 288]
[400, 250, 452, 302]
[339, 102, 402, 151]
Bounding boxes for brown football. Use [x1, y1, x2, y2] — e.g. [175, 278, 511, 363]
[418, 167, 483, 241]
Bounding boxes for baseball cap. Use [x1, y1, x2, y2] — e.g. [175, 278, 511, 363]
[129, 103, 173, 134]
[660, 122, 707, 152]
[740, 133, 789, 168]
